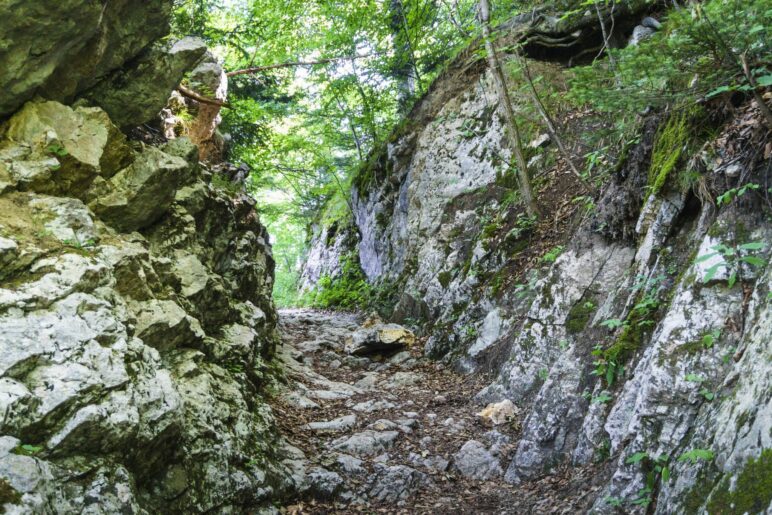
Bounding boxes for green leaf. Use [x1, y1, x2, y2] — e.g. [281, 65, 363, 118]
[740, 256, 765, 267]
[728, 271, 737, 288]
[661, 465, 670, 483]
[626, 452, 648, 465]
[706, 85, 734, 98]
[738, 242, 764, 251]
[600, 318, 624, 329]
[685, 373, 704, 383]
[695, 252, 719, 263]
[703, 263, 723, 282]
[757, 74, 772, 87]
[678, 449, 715, 463]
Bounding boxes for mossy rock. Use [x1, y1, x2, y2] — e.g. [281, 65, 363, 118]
[566, 300, 596, 334]
[706, 449, 772, 514]
[437, 271, 452, 289]
[0, 478, 21, 506]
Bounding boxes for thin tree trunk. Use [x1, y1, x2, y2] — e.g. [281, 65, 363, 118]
[741, 53, 772, 129]
[336, 97, 365, 161]
[518, 56, 593, 191]
[390, 0, 416, 112]
[479, 0, 540, 217]
[594, 1, 620, 85]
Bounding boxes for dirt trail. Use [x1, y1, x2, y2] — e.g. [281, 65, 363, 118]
[274, 309, 604, 514]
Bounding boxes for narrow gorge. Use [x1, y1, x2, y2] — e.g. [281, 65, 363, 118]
[0, 1, 770, 514]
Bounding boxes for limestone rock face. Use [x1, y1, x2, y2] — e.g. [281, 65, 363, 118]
[0, 101, 132, 196]
[84, 37, 208, 129]
[0, 102, 290, 513]
[91, 146, 190, 232]
[300, 18, 772, 510]
[0, 0, 174, 118]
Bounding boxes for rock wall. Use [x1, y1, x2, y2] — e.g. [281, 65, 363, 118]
[300, 8, 772, 512]
[0, 4, 297, 513]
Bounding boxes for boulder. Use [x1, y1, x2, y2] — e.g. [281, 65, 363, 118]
[301, 467, 343, 499]
[0, 0, 174, 117]
[332, 430, 399, 457]
[368, 464, 427, 503]
[132, 300, 204, 352]
[345, 323, 416, 355]
[91, 146, 190, 232]
[452, 440, 503, 481]
[0, 101, 131, 196]
[84, 37, 207, 129]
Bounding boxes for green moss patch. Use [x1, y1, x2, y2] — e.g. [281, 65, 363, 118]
[707, 449, 772, 514]
[437, 271, 452, 289]
[566, 301, 596, 334]
[0, 478, 21, 506]
[648, 107, 703, 197]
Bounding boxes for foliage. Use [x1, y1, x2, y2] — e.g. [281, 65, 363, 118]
[678, 448, 715, 464]
[569, 0, 772, 114]
[593, 275, 665, 387]
[696, 241, 766, 287]
[309, 252, 371, 310]
[647, 108, 699, 197]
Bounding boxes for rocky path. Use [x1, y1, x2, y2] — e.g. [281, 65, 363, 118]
[273, 310, 605, 514]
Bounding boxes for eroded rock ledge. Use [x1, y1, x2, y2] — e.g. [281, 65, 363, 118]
[0, 102, 292, 513]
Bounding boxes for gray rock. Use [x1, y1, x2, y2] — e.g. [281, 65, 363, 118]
[92, 146, 190, 232]
[332, 430, 399, 457]
[307, 415, 357, 433]
[452, 440, 503, 480]
[352, 399, 396, 413]
[0, 0, 174, 117]
[368, 464, 428, 503]
[301, 467, 343, 499]
[335, 453, 365, 475]
[84, 37, 207, 129]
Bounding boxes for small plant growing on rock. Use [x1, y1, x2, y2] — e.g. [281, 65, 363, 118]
[678, 448, 715, 464]
[696, 241, 765, 287]
[541, 245, 564, 263]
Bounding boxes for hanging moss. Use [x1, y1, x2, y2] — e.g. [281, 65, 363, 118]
[648, 107, 702, 197]
[706, 449, 772, 514]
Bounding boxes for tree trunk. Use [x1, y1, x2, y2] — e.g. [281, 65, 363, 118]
[390, 0, 416, 112]
[479, 0, 540, 217]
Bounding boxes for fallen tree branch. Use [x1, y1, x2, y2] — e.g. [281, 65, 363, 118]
[176, 85, 229, 108]
[226, 54, 375, 77]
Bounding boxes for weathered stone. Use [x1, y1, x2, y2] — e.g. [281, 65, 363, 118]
[133, 299, 204, 352]
[91, 146, 189, 232]
[84, 38, 207, 129]
[307, 415, 357, 433]
[0, 0, 174, 117]
[346, 323, 416, 355]
[352, 399, 397, 413]
[368, 464, 427, 503]
[452, 440, 503, 480]
[0, 101, 132, 196]
[332, 430, 399, 457]
[301, 467, 343, 499]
